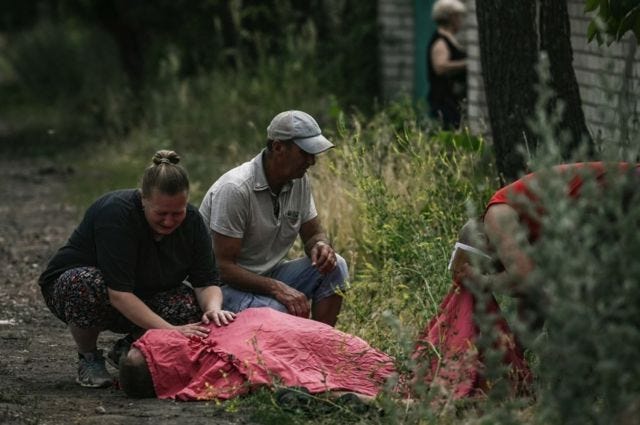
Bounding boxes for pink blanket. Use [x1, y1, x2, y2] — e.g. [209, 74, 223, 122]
[134, 308, 396, 400]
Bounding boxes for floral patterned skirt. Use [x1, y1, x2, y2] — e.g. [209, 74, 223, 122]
[41, 266, 202, 334]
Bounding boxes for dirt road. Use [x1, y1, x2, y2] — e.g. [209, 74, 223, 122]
[0, 159, 253, 424]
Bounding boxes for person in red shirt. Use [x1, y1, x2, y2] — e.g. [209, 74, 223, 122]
[416, 161, 639, 398]
[474, 162, 638, 325]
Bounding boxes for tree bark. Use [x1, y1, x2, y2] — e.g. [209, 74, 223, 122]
[540, 0, 593, 157]
[84, 1, 147, 94]
[476, 0, 539, 182]
[476, 0, 594, 182]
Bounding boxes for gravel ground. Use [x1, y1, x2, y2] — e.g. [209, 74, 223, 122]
[0, 158, 254, 424]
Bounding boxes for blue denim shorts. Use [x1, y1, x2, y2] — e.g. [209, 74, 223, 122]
[221, 255, 348, 313]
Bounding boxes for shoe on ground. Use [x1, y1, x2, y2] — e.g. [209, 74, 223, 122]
[77, 350, 112, 388]
[275, 387, 313, 413]
[275, 387, 334, 416]
[335, 392, 372, 415]
[107, 334, 134, 369]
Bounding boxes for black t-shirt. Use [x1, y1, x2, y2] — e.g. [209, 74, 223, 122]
[39, 189, 219, 297]
[427, 31, 467, 111]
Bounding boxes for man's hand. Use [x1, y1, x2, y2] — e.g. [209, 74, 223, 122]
[201, 309, 236, 326]
[273, 282, 310, 318]
[300, 218, 337, 275]
[310, 241, 337, 275]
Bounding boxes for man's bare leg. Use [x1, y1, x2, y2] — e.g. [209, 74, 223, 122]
[312, 294, 342, 326]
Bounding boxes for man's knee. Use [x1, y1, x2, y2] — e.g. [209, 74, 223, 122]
[320, 254, 348, 295]
[222, 285, 288, 314]
[312, 294, 343, 326]
[334, 254, 349, 282]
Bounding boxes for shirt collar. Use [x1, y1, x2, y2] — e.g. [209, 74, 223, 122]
[251, 149, 292, 193]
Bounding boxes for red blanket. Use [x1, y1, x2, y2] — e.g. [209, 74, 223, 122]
[134, 308, 396, 400]
[134, 289, 530, 401]
[413, 281, 532, 398]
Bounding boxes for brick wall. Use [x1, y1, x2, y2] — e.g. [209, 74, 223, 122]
[378, 0, 416, 100]
[461, 0, 487, 134]
[567, 0, 640, 142]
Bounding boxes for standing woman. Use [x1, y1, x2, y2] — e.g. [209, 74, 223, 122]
[427, 0, 467, 129]
[39, 150, 235, 388]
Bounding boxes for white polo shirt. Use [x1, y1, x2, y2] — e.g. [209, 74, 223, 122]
[199, 150, 317, 275]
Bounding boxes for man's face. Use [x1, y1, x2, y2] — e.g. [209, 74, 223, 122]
[142, 189, 188, 238]
[280, 142, 317, 179]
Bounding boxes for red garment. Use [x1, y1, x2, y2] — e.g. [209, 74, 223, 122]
[133, 308, 395, 401]
[486, 162, 636, 240]
[413, 281, 531, 399]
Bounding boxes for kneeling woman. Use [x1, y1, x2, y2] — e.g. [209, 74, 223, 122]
[39, 150, 235, 388]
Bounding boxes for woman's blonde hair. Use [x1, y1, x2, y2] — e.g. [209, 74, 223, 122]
[432, 0, 467, 25]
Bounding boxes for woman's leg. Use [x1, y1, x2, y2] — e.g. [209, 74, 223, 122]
[42, 267, 117, 387]
[106, 284, 204, 368]
[143, 283, 203, 325]
[68, 326, 101, 353]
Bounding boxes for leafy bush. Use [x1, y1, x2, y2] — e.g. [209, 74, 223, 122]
[8, 21, 126, 107]
[524, 165, 640, 425]
[512, 65, 640, 424]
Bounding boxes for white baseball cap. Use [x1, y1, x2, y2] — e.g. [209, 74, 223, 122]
[267, 110, 334, 154]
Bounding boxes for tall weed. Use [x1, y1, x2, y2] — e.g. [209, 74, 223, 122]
[312, 101, 496, 353]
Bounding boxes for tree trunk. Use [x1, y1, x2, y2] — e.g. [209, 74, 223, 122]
[540, 0, 593, 157]
[476, 0, 594, 182]
[476, 0, 539, 182]
[91, 1, 146, 94]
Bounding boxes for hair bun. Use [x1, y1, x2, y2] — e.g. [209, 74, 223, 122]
[152, 150, 180, 166]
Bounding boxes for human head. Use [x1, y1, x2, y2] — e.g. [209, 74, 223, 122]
[141, 150, 190, 237]
[448, 218, 492, 275]
[457, 218, 488, 251]
[119, 347, 156, 398]
[266, 110, 334, 155]
[432, 0, 466, 28]
[141, 150, 190, 198]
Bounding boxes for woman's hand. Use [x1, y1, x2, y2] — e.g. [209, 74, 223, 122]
[201, 309, 236, 326]
[173, 323, 211, 338]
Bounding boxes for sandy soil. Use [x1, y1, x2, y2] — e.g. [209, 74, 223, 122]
[0, 159, 254, 424]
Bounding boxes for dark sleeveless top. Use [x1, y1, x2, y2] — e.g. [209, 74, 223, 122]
[427, 30, 467, 128]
